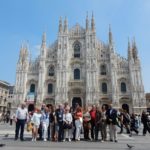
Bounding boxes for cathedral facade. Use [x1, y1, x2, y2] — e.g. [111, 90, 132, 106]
[15, 15, 146, 113]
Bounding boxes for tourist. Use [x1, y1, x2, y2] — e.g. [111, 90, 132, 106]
[74, 106, 82, 141]
[55, 104, 64, 142]
[31, 107, 42, 141]
[83, 106, 91, 140]
[106, 104, 118, 142]
[101, 105, 107, 141]
[95, 105, 102, 141]
[14, 102, 28, 141]
[89, 105, 96, 140]
[63, 105, 73, 142]
[41, 107, 49, 141]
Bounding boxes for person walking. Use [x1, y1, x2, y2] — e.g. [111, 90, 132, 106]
[106, 104, 118, 142]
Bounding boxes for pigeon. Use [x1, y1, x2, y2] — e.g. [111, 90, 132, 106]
[0, 144, 6, 147]
[127, 144, 134, 149]
[4, 133, 9, 137]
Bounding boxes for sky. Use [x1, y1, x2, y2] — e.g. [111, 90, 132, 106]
[0, 0, 150, 92]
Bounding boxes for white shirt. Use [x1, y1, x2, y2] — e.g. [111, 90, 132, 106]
[31, 113, 42, 126]
[16, 107, 28, 120]
[63, 113, 72, 123]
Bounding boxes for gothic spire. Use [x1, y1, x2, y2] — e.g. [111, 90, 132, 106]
[128, 38, 132, 60]
[64, 17, 68, 33]
[86, 12, 89, 32]
[109, 24, 113, 45]
[91, 12, 95, 32]
[41, 32, 46, 47]
[59, 16, 63, 33]
[132, 37, 138, 60]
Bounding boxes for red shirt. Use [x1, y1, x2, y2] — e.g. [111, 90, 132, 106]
[75, 112, 82, 119]
[90, 110, 96, 120]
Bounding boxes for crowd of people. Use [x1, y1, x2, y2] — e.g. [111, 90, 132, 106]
[5, 102, 150, 142]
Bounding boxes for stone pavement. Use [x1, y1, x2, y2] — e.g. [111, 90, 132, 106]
[0, 123, 150, 150]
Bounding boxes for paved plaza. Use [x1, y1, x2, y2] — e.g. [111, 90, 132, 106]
[0, 123, 150, 150]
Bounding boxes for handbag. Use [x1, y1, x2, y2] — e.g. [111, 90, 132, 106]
[63, 114, 72, 129]
[27, 122, 33, 132]
[63, 122, 72, 129]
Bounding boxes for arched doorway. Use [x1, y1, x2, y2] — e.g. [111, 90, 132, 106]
[28, 104, 34, 112]
[72, 97, 82, 110]
[122, 103, 129, 113]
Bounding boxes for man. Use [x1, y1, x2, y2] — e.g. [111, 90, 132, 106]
[55, 104, 64, 142]
[15, 102, 28, 141]
[106, 104, 118, 142]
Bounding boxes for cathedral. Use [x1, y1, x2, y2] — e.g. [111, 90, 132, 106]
[14, 14, 146, 113]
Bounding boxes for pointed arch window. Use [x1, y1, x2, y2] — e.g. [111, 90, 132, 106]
[30, 84, 35, 93]
[74, 42, 80, 58]
[74, 68, 80, 80]
[102, 83, 107, 94]
[121, 82, 126, 93]
[48, 83, 53, 94]
[48, 66, 54, 76]
[101, 64, 107, 75]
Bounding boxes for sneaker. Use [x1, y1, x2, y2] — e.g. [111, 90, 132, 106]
[34, 138, 37, 141]
[68, 138, 71, 142]
[77, 138, 80, 141]
[63, 139, 66, 142]
[44, 139, 47, 142]
[115, 140, 118, 143]
[101, 140, 104, 143]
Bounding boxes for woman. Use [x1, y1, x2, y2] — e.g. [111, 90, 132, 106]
[83, 106, 91, 140]
[63, 105, 73, 142]
[41, 107, 49, 141]
[31, 108, 42, 141]
[74, 107, 82, 141]
[95, 106, 102, 141]
[48, 105, 55, 141]
[101, 105, 107, 141]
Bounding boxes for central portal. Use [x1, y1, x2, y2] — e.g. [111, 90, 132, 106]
[72, 97, 82, 109]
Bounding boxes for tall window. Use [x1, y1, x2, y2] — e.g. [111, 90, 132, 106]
[30, 84, 35, 93]
[101, 64, 107, 75]
[121, 82, 126, 93]
[74, 68, 80, 80]
[48, 66, 54, 76]
[48, 83, 53, 94]
[102, 83, 107, 94]
[74, 43, 80, 58]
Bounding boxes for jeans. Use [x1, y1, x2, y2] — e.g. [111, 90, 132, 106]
[15, 119, 26, 140]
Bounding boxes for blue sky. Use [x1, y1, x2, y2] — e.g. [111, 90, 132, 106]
[0, 0, 150, 92]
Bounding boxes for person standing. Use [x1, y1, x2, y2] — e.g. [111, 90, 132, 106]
[83, 107, 91, 140]
[55, 104, 64, 142]
[63, 106, 73, 142]
[74, 106, 83, 141]
[31, 108, 42, 141]
[41, 107, 49, 141]
[95, 106, 102, 141]
[101, 105, 107, 142]
[89, 105, 96, 140]
[15, 103, 28, 141]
